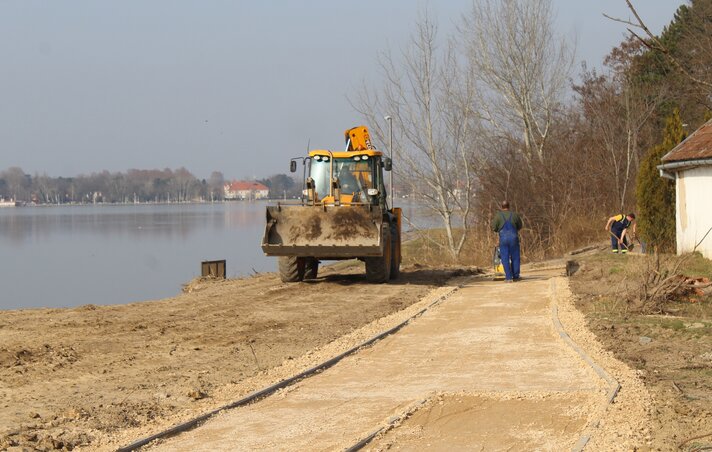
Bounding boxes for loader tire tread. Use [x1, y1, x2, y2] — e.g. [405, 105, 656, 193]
[365, 224, 391, 283]
[279, 256, 304, 283]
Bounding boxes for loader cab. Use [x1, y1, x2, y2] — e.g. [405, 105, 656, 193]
[308, 150, 386, 205]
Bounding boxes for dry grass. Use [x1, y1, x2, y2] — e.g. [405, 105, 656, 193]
[402, 227, 496, 268]
[569, 249, 712, 451]
[572, 249, 712, 318]
[630, 251, 712, 314]
[401, 214, 608, 269]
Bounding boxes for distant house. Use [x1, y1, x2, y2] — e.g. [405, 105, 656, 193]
[223, 181, 269, 200]
[658, 118, 712, 259]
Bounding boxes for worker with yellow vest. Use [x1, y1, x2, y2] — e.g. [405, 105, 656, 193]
[605, 213, 636, 254]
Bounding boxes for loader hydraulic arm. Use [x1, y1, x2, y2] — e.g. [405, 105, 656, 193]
[344, 126, 375, 152]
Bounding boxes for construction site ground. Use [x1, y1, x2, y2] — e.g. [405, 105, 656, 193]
[151, 265, 648, 451]
[569, 250, 712, 451]
[0, 263, 472, 451]
[1, 250, 710, 450]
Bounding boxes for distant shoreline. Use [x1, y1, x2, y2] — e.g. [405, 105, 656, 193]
[1, 198, 300, 208]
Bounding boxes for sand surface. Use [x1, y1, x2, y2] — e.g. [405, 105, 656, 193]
[1, 260, 653, 451]
[1, 263, 468, 451]
[153, 268, 643, 451]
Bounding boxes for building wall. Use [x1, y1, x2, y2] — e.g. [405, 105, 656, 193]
[676, 166, 712, 259]
[224, 188, 269, 200]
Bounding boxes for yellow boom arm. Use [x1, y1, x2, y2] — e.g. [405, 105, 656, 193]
[344, 126, 375, 152]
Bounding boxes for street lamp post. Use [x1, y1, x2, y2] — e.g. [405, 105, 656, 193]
[384, 115, 393, 201]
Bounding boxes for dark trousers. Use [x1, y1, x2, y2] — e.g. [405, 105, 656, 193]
[611, 226, 626, 250]
[500, 236, 520, 280]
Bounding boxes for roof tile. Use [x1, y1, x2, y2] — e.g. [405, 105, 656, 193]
[662, 118, 712, 162]
[225, 181, 269, 191]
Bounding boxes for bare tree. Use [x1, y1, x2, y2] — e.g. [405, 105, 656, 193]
[172, 167, 197, 202]
[576, 58, 661, 211]
[353, 15, 481, 260]
[208, 171, 225, 201]
[460, 0, 574, 163]
[1, 167, 30, 201]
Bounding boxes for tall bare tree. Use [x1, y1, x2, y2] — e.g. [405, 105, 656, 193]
[208, 171, 225, 201]
[354, 14, 481, 260]
[576, 55, 661, 211]
[460, 0, 574, 163]
[1, 167, 30, 201]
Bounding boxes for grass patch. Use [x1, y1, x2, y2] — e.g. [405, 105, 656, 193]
[678, 252, 712, 277]
[661, 319, 686, 330]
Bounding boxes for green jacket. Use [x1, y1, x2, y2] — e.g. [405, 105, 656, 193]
[491, 210, 523, 233]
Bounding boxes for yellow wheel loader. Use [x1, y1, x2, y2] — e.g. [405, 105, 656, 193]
[261, 126, 401, 283]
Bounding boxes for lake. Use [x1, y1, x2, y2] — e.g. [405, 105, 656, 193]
[0, 201, 430, 310]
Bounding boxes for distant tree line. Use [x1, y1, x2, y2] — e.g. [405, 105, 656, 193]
[256, 174, 301, 200]
[0, 166, 300, 204]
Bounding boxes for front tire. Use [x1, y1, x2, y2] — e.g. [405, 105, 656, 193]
[365, 224, 391, 283]
[279, 256, 304, 282]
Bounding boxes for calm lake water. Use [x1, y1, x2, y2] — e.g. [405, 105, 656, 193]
[0, 201, 429, 310]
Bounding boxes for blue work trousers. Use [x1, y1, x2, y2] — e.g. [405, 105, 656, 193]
[611, 225, 627, 251]
[499, 235, 520, 280]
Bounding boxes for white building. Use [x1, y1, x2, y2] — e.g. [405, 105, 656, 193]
[224, 181, 270, 200]
[658, 118, 712, 259]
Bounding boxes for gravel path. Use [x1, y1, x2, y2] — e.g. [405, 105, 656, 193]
[151, 268, 632, 451]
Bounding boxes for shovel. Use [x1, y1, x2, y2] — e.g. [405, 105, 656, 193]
[607, 230, 632, 251]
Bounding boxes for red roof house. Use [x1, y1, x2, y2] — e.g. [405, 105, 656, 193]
[224, 181, 269, 200]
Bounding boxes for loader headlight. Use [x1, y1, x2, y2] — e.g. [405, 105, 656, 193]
[361, 155, 368, 160]
[314, 155, 322, 161]
[353, 156, 361, 161]
[367, 188, 379, 196]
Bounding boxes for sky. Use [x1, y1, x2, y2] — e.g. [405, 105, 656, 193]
[0, 1, 686, 180]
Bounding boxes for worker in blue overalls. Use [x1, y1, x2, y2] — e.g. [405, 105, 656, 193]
[605, 213, 636, 254]
[492, 201, 524, 282]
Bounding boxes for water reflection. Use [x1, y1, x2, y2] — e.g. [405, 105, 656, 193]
[0, 203, 269, 309]
[0, 204, 263, 244]
[0, 201, 432, 309]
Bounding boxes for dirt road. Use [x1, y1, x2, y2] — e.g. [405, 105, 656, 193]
[0, 263, 472, 451]
[151, 267, 649, 451]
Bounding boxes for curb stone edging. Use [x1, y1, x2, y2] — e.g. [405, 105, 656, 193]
[550, 278, 621, 452]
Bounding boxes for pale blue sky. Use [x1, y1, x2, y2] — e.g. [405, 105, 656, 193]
[0, 1, 685, 180]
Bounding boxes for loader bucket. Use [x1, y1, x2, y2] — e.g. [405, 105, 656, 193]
[261, 204, 384, 258]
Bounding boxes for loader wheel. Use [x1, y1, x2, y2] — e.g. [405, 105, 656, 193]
[304, 258, 319, 280]
[389, 222, 401, 280]
[365, 224, 391, 283]
[278, 256, 304, 282]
